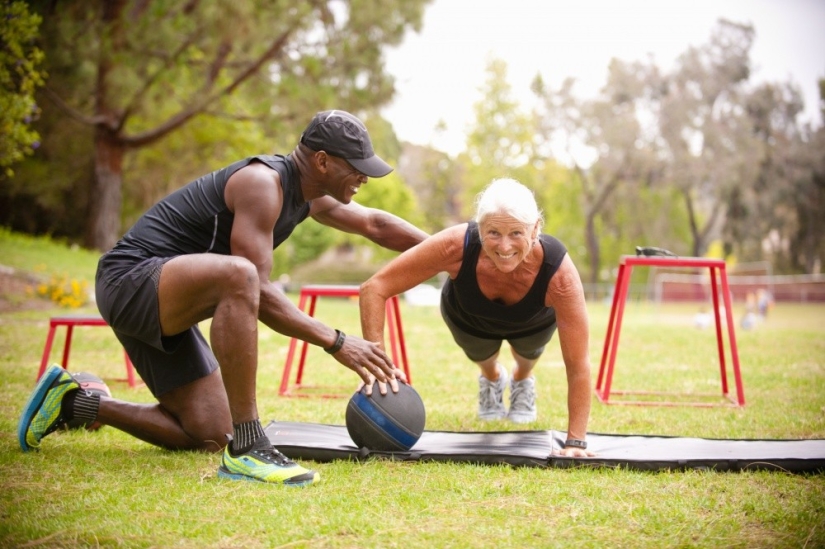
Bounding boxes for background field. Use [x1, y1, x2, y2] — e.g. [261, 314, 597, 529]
[1, 234, 824, 548]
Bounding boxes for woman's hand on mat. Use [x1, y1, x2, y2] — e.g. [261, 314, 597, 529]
[553, 447, 596, 458]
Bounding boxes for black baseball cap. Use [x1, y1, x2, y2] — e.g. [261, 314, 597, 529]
[300, 110, 393, 178]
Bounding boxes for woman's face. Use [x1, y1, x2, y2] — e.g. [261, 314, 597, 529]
[478, 213, 538, 273]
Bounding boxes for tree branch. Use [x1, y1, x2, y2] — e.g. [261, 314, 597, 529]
[42, 86, 108, 126]
[119, 25, 208, 126]
[221, 28, 294, 97]
[120, 24, 299, 148]
[590, 169, 622, 215]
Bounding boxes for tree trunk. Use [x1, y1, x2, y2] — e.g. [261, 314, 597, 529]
[585, 211, 600, 287]
[681, 187, 702, 257]
[85, 126, 124, 252]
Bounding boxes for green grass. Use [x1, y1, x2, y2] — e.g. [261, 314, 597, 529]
[0, 227, 101, 282]
[1, 231, 824, 548]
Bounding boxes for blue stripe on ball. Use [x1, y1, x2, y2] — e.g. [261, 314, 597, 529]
[351, 391, 418, 450]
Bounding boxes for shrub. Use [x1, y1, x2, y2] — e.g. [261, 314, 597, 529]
[32, 272, 89, 308]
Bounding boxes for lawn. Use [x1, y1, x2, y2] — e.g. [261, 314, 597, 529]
[1, 231, 824, 548]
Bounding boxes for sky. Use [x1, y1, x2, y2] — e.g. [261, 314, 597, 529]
[382, 0, 825, 156]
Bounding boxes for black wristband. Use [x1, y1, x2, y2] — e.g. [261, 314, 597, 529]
[323, 329, 346, 354]
[564, 438, 587, 450]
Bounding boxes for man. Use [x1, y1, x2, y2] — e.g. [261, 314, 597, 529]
[18, 110, 428, 486]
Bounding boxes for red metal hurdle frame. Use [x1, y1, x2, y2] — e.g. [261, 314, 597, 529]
[37, 315, 138, 388]
[279, 285, 411, 398]
[595, 256, 745, 407]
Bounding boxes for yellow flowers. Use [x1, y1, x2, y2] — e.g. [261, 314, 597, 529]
[33, 273, 89, 308]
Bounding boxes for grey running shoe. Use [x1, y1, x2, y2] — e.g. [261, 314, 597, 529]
[508, 376, 537, 424]
[478, 365, 508, 420]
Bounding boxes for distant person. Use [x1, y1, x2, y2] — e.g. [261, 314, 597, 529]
[741, 292, 759, 330]
[756, 288, 774, 318]
[18, 110, 428, 485]
[693, 307, 712, 329]
[359, 178, 594, 458]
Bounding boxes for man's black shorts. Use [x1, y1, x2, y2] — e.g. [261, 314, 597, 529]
[95, 251, 218, 397]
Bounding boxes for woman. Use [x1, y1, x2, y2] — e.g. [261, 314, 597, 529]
[360, 178, 594, 458]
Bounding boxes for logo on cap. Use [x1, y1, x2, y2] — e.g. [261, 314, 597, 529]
[300, 110, 393, 178]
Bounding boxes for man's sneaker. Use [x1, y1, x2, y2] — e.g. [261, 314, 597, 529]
[508, 376, 537, 424]
[218, 436, 320, 486]
[478, 364, 508, 420]
[18, 364, 79, 452]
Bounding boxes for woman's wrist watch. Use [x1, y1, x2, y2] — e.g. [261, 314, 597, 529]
[564, 438, 587, 450]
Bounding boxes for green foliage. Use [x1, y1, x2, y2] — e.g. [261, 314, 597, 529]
[269, 168, 423, 278]
[597, 183, 693, 275]
[123, 116, 270, 226]
[0, 110, 93, 241]
[346, 170, 424, 261]
[0, 1, 45, 176]
[539, 163, 587, 261]
[396, 143, 461, 232]
[1, 0, 433, 249]
[460, 58, 540, 216]
[3, 7, 820, 278]
[271, 219, 338, 278]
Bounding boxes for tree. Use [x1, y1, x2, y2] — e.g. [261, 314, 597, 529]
[397, 142, 461, 233]
[460, 57, 539, 214]
[0, 1, 45, 176]
[533, 59, 665, 285]
[725, 80, 805, 268]
[658, 19, 760, 258]
[24, 0, 431, 251]
[758, 78, 825, 274]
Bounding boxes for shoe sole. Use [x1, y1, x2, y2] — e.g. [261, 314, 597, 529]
[478, 413, 507, 421]
[216, 466, 319, 487]
[18, 365, 64, 452]
[507, 414, 537, 424]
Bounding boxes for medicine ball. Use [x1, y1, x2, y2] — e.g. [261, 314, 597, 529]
[66, 372, 111, 431]
[345, 382, 426, 452]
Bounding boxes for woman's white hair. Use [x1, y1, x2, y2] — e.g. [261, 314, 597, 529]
[474, 178, 544, 231]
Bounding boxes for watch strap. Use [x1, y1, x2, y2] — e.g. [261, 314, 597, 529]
[323, 329, 346, 354]
[564, 438, 587, 450]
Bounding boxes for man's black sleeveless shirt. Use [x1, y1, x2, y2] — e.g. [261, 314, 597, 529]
[100, 155, 308, 274]
[440, 221, 568, 339]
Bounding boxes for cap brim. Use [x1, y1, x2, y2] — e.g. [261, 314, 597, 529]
[348, 155, 393, 178]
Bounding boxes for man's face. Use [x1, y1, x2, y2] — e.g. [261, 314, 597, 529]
[327, 155, 367, 203]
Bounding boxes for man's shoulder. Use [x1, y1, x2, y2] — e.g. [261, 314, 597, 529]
[247, 154, 289, 168]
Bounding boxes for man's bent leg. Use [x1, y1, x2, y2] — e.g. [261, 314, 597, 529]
[158, 255, 261, 426]
[98, 369, 232, 452]
[156, 253, 318, 484]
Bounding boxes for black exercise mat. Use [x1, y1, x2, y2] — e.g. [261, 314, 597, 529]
[265, 421, 825, 473]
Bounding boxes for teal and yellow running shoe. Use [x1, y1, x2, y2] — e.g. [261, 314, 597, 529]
[218, 436, 320, 486]
[18, 364, 80, 452]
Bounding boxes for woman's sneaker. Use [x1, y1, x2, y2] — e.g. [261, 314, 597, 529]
[218, 436, 320, 486]
[478, 364, 508, 420]
[508, 376, 537, 424]
[18, 364, 80, 452]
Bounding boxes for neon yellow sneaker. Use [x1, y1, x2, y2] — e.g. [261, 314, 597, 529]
[18, 364, 80, 452]
[218, 436, 320, 486]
